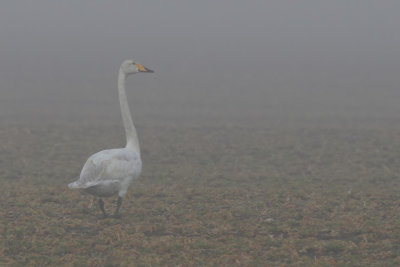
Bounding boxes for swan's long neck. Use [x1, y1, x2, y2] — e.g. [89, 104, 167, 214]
[118, 70, 140, 153]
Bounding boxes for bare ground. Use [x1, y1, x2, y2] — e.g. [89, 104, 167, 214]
[1, 122, 399, 266]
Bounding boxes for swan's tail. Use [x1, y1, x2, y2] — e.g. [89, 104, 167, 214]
[68, 180, 81, 189]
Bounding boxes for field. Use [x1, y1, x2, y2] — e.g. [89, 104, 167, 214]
[1, 122, 400, 266]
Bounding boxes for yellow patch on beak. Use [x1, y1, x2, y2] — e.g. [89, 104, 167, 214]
[137, 64, 147, 72]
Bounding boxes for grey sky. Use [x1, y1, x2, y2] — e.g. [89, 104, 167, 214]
[1, 1, 400, 124]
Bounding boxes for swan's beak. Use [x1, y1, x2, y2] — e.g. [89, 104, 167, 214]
[137, 64, 154, 73]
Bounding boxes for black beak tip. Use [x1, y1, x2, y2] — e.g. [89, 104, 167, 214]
[146, 68, 154, 73]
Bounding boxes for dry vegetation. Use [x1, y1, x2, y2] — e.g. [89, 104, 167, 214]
[1, 122, 400, 266]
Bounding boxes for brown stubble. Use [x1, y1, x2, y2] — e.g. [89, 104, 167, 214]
[1, 123, 400, 266]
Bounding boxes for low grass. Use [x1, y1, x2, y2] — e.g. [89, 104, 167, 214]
[1, 123, 399, 266]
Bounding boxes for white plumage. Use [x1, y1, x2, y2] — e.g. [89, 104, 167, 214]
[68, 149, 141, 197]
[68, 59, 153, 217]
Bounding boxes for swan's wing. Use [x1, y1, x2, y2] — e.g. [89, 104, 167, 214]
[74, 149, 141, 188]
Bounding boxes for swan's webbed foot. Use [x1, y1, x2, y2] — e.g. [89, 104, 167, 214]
[98, 198, 108, 218]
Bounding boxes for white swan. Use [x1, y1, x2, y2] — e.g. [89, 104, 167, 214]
[68, 60, 154, 217]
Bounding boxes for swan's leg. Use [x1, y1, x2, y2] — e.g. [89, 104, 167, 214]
[113, 196, 123, 218]
[98, 198, 107, 217]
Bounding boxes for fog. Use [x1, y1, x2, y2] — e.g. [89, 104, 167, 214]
[1, 1, 400, 126]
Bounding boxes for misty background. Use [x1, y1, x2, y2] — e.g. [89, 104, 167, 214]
[1, 1, 400, 126]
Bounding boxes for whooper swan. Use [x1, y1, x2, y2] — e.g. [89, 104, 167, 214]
[68, 60, 154, 218]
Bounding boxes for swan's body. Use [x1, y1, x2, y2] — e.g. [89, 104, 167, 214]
[68, 148, 141, 197]
[68, 60, 153, 217]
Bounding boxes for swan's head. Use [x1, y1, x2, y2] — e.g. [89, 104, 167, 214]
[120, 60, 154, 75]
